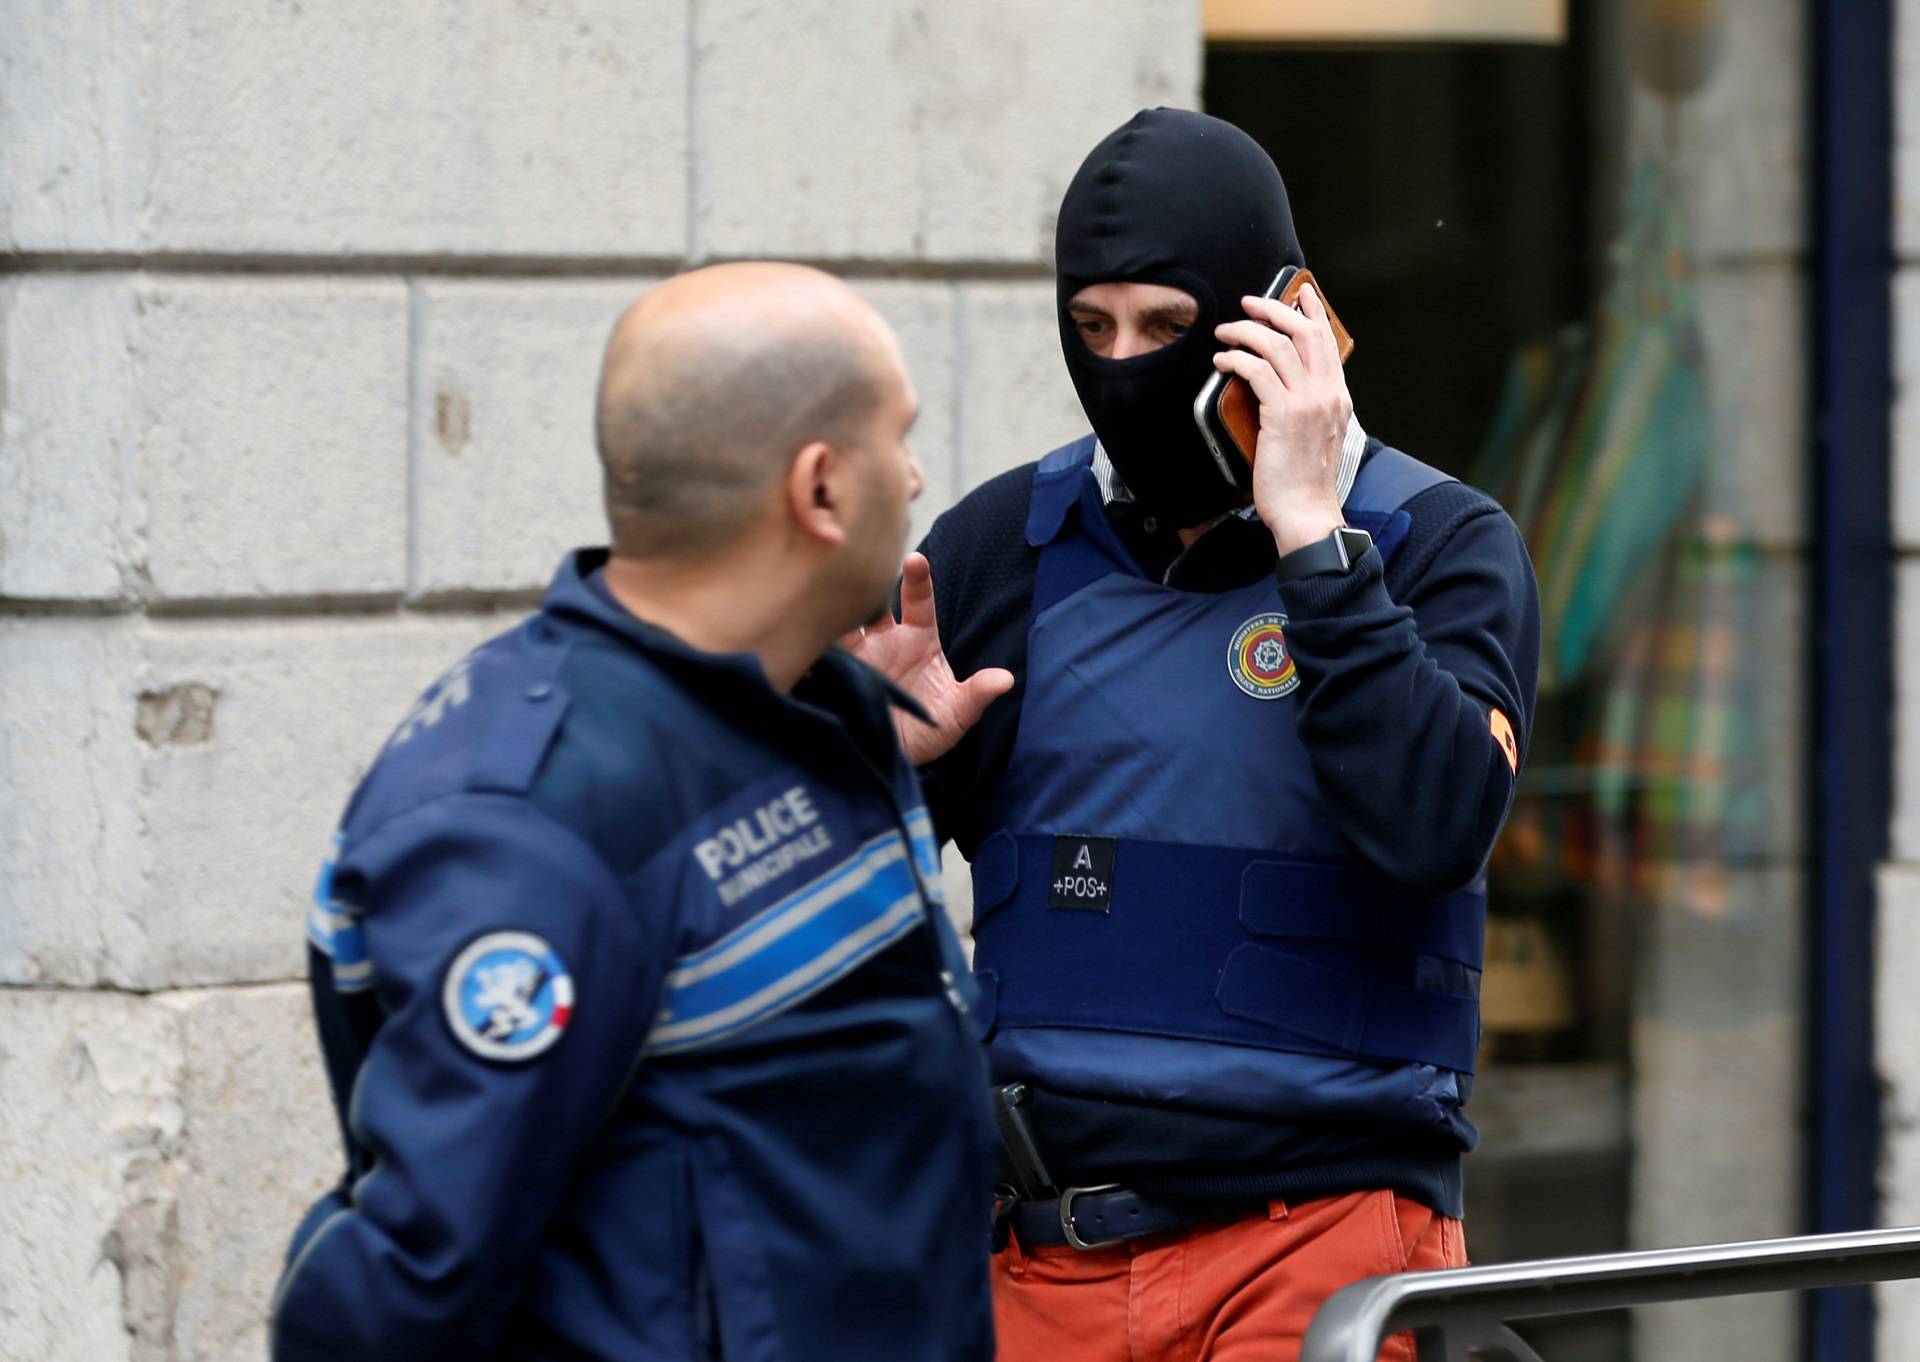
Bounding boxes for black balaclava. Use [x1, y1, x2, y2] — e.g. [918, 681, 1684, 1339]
[1056, 108, 1303, 527]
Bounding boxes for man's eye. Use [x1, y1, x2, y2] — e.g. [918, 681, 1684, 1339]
[1075, 318, 1110, 337]
[1161, 320, 1191, 340]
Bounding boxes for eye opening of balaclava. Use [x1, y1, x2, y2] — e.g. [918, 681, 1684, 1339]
[1056, 107, 1304, 528]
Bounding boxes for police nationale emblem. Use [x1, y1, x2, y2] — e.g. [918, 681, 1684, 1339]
[1228, 612, 1298, 699]
[443, 931, 574, 1062]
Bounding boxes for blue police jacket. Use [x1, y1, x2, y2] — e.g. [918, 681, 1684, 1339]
[968, 437, 1487, 1211]
[272, 550, 998, 1362]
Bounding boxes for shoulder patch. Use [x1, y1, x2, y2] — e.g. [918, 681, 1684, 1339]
[442, 931, 574, 1062]
[1490, 707, 1519, 774]
[307, 833, 372, 993]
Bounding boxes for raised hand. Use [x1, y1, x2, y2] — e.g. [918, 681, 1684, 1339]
[843, 552, 1014, 766]
[1211, 283, 1354, 556]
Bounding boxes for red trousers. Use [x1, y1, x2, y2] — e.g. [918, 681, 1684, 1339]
[992, 1190, 1467, 1362]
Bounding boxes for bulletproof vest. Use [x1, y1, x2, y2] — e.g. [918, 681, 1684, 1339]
[969, 436, 1485, 1075]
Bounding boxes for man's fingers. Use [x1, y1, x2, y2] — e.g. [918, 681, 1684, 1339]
[1238, 292, 1310, 338]
[1214, 318, 1309, 392]
[897, 552, 939, 632]
[1249, 288, 1339, 375]
[1291, 285, 1343, 372]
[1213, 348, 1290, 418]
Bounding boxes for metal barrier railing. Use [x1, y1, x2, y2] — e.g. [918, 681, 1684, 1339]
[1299, 1225, 1920, 1362]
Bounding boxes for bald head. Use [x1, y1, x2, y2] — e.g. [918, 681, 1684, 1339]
[595, 263, 902, 561]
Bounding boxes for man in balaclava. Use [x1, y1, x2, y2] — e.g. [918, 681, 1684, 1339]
[852, 108, 1540, 1361]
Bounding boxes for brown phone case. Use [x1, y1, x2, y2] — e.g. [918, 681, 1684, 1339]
[1218, 268, 1355, 467]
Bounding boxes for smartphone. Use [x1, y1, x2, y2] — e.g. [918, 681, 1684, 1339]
[1192, 266, 1356, 489]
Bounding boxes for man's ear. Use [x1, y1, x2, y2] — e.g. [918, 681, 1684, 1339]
[785, 440, 848, 547]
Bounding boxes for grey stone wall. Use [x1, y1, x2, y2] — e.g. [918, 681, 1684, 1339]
[0, 4, 1200, 1355]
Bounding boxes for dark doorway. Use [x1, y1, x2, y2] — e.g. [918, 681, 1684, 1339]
[1206, 28, 1603, 476]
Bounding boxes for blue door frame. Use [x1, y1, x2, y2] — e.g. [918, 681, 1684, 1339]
[1811, 0, 1893, 1358]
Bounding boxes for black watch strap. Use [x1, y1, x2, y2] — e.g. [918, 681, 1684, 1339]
[1273, 526, 1373, 584]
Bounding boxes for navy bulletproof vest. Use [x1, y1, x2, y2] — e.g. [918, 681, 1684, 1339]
[970, 436, 1485, 1076]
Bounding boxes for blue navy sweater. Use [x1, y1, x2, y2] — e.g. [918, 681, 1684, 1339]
[274, 550, 997, 1362]
[917, 444, 1540, 1216]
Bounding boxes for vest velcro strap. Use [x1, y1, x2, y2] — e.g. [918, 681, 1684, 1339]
[1026, 435, 1100, 545]
[971, 832, 1484, 964]
[971, 830, 1021, 926]
[969, 832, 1484, 1074]
[970, 968, 999, 1038]
[1216, 943, 1481, 1073]
[1239, 861, 1484, 968]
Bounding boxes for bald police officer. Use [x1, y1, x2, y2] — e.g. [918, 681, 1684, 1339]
[273, 263, 997, 1362]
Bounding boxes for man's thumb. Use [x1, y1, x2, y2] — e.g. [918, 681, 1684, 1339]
[958, 668, 1015, 725]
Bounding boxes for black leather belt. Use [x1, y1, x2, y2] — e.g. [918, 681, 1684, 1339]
[1008, 1184, 1266, 1251]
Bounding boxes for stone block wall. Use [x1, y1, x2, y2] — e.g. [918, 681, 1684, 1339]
[0, 4, 1200, 1354]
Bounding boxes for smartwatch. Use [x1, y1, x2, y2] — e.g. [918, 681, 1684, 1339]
[1273, 526, 1374, 584]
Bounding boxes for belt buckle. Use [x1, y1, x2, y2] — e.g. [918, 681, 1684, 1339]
[1057, 1183, 1124, 1251]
